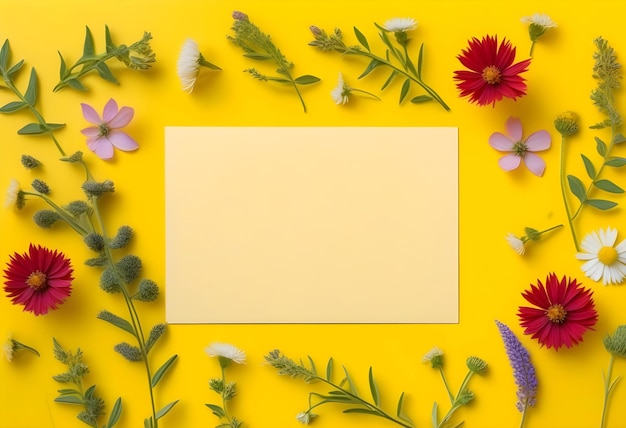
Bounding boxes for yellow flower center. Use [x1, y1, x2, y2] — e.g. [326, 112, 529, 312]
[26, 270, 47, 290]
[598, 246, 618, 265]
[482, 65, 501, 84]
[546, 304, 567, 323]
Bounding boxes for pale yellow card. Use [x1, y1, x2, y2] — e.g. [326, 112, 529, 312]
[165, 127, 458, 323]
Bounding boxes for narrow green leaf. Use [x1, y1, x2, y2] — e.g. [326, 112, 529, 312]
[586, 199, 618, 210]
[68, 78, 87, 91]
[328, 390, 348, 396]
[358, 59, 382, 79]
[0, 39, 9, 71]
[58, 52, 67, 78]
[594, 179, 624, 194]
[431, 401, 439, 427]
[144, 417, 153, 428]
[342, 366, 357, 395]
[567, 175, 587, 204]
[307, 355, 317, 375]
[105, 25, 116, 52]
[17, 123, 46, 135]
[613, 133, 626, 144]
[151, 354, 178, 387]
[399, 78, 410, 104]
[82, 26, 96, 59]
[84, 384, 96, 399]
[596, 137, 608, 157]
[95, 62, 119, 84]
[243, 52, 272, 60]
[0, 101, 26, 113]
[55, 395, 84, 404]
[353, 26, 370, 51]
[581, 154, 596, 179]
[410, 95, 432, 104]
[381, 70, 397, 90]
[24, 67, 37, 105]
[591, 120, 611, 130]
[396, 391, 413, 423]
[155, 400, 179, 420]
[97, 311, 135, 335]
[294, 75, 321, 85]
[343, 408, 378, 415]
[57, 388, 81, 395]
[6, 59, 24, 78]
[417, 43, 424, 80]
[326, 357, 334, 381]
[368, 367, 380, 405]
[106, 397, 123, 428]
[45, 123, 65, 131]
[205, 403, 225, 418]
[605, 157, 626, 167]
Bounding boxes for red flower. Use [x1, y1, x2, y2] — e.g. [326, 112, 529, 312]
[3, 244, 73, 315]
[454, 35, 531, 106]
[518, 273, 598, 350]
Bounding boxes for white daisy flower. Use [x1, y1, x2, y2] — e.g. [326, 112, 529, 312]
[4, 179, 20, 208]
[576, 227, 626, 285]
[331, 73, 350, 105]
[177, 39, 221, 93]
[383, 17, 417, 33]
[505, 233, 526, 255]
[205, 342, 246, 366]
[521, 13, 557, 29]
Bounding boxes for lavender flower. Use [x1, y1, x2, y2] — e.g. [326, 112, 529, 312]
[495, 321, 537, 415]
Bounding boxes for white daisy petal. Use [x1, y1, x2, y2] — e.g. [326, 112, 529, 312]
[205, 342, 246, 364]
[577, 227, 626, 285]
[383, 17, 417, 33]
[177, 39, 201, 93]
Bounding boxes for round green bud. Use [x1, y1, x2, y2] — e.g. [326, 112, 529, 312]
[84, 232, 105, 252]
[116, 255, 142, 283]
[33, 209, 61, 228]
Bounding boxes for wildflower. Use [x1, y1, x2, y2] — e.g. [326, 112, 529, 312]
[495, 321, 537, 416]
[575, 227, 626, 285]
[522, 13, 556, 56]
[383, 17, 417, 33]
[4, 179, 21, 208]
[331, 72, 380, 105]
[454, 35, 531, 106]
[422, 346, 444, 368]
[3, 335, 40, 361]
[3, 244, 74, 315]
[518, 273, 598, 350]
[80, 98, 139, 160]
[506, 226, 563, 255]
[205, 342, 246, 367]
[296, 411, 318, 424]
[554, 111, 579, 137]
[489, 117, 551, 176]
[506, 233, 526, 255]
[176, 38, 221, 93]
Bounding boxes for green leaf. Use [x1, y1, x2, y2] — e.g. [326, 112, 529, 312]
[95, 62, 119, 84]
[97, 311, 135, 335]
[399, 78, 410, 104]
[353, 26, 370, 51]
[68, 78, 87, 91]
[45, 123, 65, 131]
[6, 59, 24, 78]
[343, 408, 378, 415]
[82, 26, 96, 59]
[613, 133, 626, 144]
[594, 179, 624, 194]
[586, 199, 618, 210]
[106, 397, 123, 428]
[342, 366, 358, 395]
[396, 391, 412, 423]
[105, 25, 116, 52]
[57, 388, 81, 395]
[144, 417, 153, 428]
[58, 52, 67, 79]
[55, 395, 84, 404]
[326, 357, 334, 381]
[431, 401, 439, 427]
[567, 175, 587, 204]
[84, 384, 96, 399]
[368, 367, 380, 405]
[605, 157, 626, 167]
[358, 58, 382, 79]
[381, 70, 397, 90]
[0, 39, 9, 71]
[243, 52, 272, 60]
[307, 355, 317, 375]
[205, 403, 225, 418]
[155, 400, 179, 420]
[596, 137, 608, 157]
[410, 95, 432, 104]
[0, 101, 26, 113]
[17, 123, 46, 135]
[417, 43, 424, 80]
[294, 75, 321, 85]
[151, 354, 178, 387]
[24, 67, 37, 106]
[581, 154, 596, 179]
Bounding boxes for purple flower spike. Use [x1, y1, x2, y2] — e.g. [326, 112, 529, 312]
[495, 320, 538, 412]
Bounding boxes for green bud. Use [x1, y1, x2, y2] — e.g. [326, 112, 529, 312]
[223, 382, 237, 400]
[85, 256, 108, 267]
[113, 342, 143, 362]
[554, 111, 579, 137]
[31, 179, 50, 194]
[145, 323, 167, 353]
[604, 325, 626, 357]
[99, 268, 122, 293]
[456, 389, 475, 405]
[20, 155, 41, 169]
[209, 378, 224, 393]
[528, 23, 547, 42]
[109, 225, 133, 249]
[132, 278, 159, 302]
[33, 209, 61, 228]
[82, 180, 115, 197]
[83, 232, 105, 252]
[116, 255, 142, 282]
[61, 151, 83, 163]
[65, 201, 92, 217]
[466, 356, 488, 374]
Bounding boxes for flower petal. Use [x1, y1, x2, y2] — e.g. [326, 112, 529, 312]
[488, 132, 514, 151]
[102, 98, 119, 122]
[107, 132, 139, 152]
[525, 130, 551, 151]
[107, 106, 134, 129]
[505, 117, 523, 141]
[80, 126, 100, 138]
[81, 103, 102, 125]
[498, 154, 521, 171]
[87, 137, 114, 160]
[523, 153, 546, 176]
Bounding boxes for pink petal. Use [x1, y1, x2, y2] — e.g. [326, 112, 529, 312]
[524, 152, 546, 176]
[489, 132, 514, 151]
[87, 137, 114, 160]
[80, 126, 101, 138]
[81, 103, 102, 125]
[498, 154, 521, 171]
[525, 130, 551, 151]
[102, 99, 119, 122]
[107, 106, 134, 129]
[505, 117, 523, 141]
[107, 131, 139, 151]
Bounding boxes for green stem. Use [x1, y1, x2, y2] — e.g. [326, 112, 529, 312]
[438, 366, 454, 404]
[601, 355, 617, 428]
[220, 366, 237, 427]
[351, 88, 381, 100]
[529, 42, 536, 58]
[437, 371, 474, 427]
[54, 51, 118, 92]
[519, 399, 529, 428]
[559, 135, 580, 251]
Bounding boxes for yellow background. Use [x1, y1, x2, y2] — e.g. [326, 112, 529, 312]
[1, 1, 626, 427]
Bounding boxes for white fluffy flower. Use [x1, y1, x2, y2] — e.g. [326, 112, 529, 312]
[296, 411, 317, 424]
[383, 17, 417, 33]
[576, 227, 626, 285]
[505, 233, 525, 255]
[421, 346, 444, 364]
[3, 337, 15, 362]
[4, 179, 20, 208]
[521, 13, 557, 29]
[205, 342, 246, 365]
[331, 73, 350, 105]
[177, 39, 202, 93]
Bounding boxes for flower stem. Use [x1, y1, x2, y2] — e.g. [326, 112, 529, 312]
[600, 354, 618, 428]
[519, 399, 529, 428]
[559, 135, 580, 251]
[438, 366, 454, 404]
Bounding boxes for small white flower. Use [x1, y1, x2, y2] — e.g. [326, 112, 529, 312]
[521, 13, 557, 29]
[421, 346, 444, 364]
[205, 342, 246, 365]
[296, 411, 317, 424]
[383, 17, 417, 33]
[331, 73, 350, 105]
[576, 227, 626, 285]
[3, 337, 15, 362]
[4, 179, 20, 208]
[177, 39, 202, 93]
[505, 233, 525, 255]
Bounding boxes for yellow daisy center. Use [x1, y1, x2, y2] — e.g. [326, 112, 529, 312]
[482, 66, 501, 84]
[598, 246, 618, 265]
[546, 304, 567, 323]
[26, 270, 47, 290]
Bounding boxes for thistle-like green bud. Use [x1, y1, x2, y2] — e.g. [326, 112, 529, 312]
[422, 346, 444, 369]
[264, 350, 317, 382]
[82, 180, 115, 197]
[61, 151, 83, 163]
[85, 256, 108, 267]
[132, 279, 159, 302]
[33, 209, 61, 228]
[65, 201, 92, 217]
[20, 155, 41, 169]
[83, 232, 105, 252]
[604, 325, 626, 357]
[113, 342, 143, 362]
[145, 323, 166, 353]
[99, 268, 122, 293]
[209, 378, 224, 393]
[456, 389, 475, 405]
[109, 225, 133, 249]
[466, 356, 488, 374]
[116, 255, 142, 282]
[223, 382, 237, 400]
[31, 179, 50, 194]
[554, 111, 579, 137]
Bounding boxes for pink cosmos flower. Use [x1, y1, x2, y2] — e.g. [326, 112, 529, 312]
[80, 98, 139, 160]
[489, 117, 551, 176]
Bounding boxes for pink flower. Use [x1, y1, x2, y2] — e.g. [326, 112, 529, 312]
[489, 117, 551, 176]
[80, 98, 139, 160]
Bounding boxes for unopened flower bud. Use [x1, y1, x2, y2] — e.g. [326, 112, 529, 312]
[100, 268, 122, 293]
[109, 225, 133, 249]
[113, 342, 143, 361]
[82, 180, 115, 197]
[232, 11, 248, 21]
[20, 155, 41, 169]
[31, 179, 50, 194]
[466, 356, 488, 374]
[65, 201, 92, 217]
[84, 232, 105, 252]
[132, 279, 159, 302]
[116, 255, 142, 282]
[33, 209, 61, 228]
[554, 111, 579, 137]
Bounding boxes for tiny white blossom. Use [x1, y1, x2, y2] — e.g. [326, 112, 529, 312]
[521, 13, 557, 29]
[4, 179, 20, 208]
[296, 411, 317, 424]
[3, 337, 15, 362]
[383, 17, 417, 33]
[205, 342, 246, 365]
[421, 346, 444, 364]
[177, 39, 202, 93]
[505, 233, 526, 255]
[331, 73, 350, 105]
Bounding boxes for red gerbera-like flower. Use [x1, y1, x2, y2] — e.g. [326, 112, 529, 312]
[518, 273, 598, 350]
[454, 35, 531, 106]
[3, 244, 73, 316]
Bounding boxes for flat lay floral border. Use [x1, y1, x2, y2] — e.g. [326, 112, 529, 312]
[3, 8, 626, 428]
